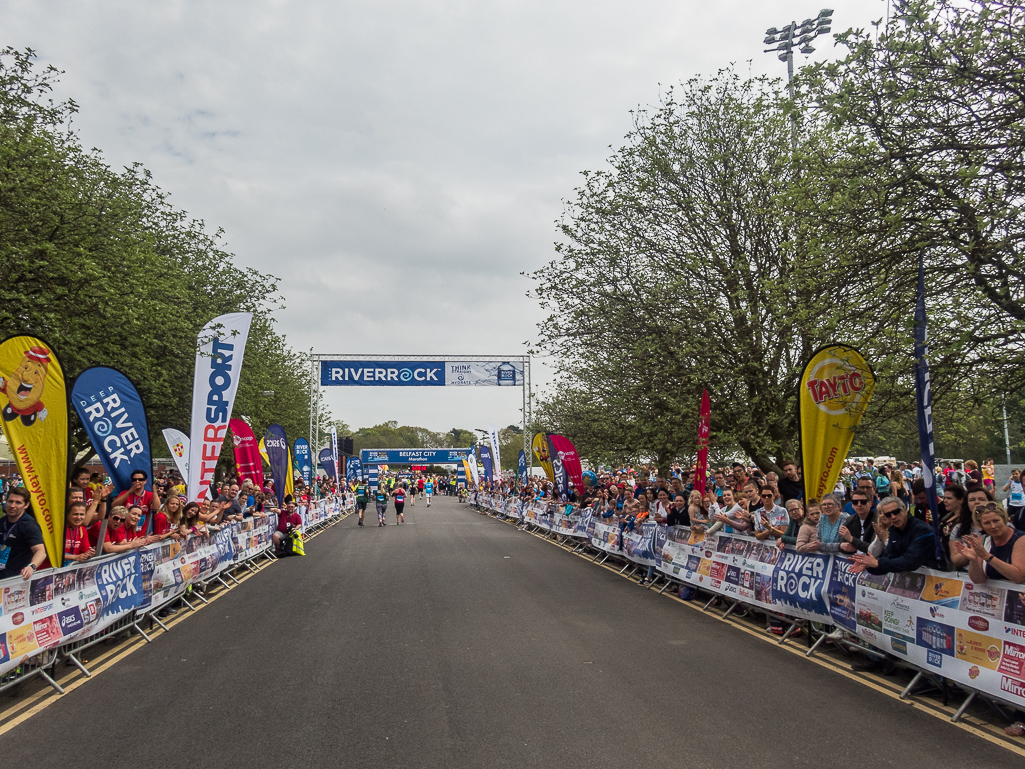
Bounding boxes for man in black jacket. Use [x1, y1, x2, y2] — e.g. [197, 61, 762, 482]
[850, 497, 940, 575]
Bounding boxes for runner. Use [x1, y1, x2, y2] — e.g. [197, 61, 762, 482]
[424, 478, 434, 507]
[375, 487, 389, 526]
[392, 484, 406, 524]
[408, 480, 416, 507]
[417, 476, 425, 498]
[356, 480, 368, 527]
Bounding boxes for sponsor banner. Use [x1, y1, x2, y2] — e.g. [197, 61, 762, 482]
[465, 449, 479, 486]
[695, 389, 710, 495]
[265, 425, 289, 507]
[548, 434, 582, 493]
[72, 367, 152, 496]
[360, 448, 471, 465]
[485, 423, 502, 481]
[799, 344, 875, 500]
[656, 529, 832, 622]
[320, 360, 523, 387]
[229, 419, 264, 489]
[319, 448, 336, 478]
[186, 312, 253, 502]
[914, 252, 942, 553]
[531, 433, 554, 483]
[330, 426, 340, 485]
[0, 336, 68, 569]
[479, 445, 494, 483]
[162, 428, 190, 484]
[547, 434, 569, 499]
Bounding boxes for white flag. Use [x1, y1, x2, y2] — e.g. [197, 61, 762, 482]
[186, 312, 252, 502]
[162, 428, 190, 485]
[485, 423, 502, 481]
[466, 448, 480, 486]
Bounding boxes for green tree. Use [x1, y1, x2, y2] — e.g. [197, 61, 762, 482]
[532, 69, 910, 473]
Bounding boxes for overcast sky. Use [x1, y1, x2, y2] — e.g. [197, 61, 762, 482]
[7, 0, 885, 440]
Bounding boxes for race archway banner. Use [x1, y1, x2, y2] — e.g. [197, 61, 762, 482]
[320, 360, 523, 387]
[0, 336, 68, 568]
[799, 344, 875, 501]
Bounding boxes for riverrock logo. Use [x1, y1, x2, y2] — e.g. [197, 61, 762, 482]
[805, 358, 869, 415]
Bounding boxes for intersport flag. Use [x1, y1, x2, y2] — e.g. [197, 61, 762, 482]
[72, 367, 153, 496]
[485, 423, 502, 481]
[799, 344, 875, 500]
[229, 418, 264, 489]
[265, 424, 289, 506]
[162, 428, 190, 483]
[0, 335, 68, 568]
[187, 313, 252, 502]
[694, 389, 711, 495]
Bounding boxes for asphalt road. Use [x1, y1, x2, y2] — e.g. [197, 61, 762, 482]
[2, 495, 1018, 768]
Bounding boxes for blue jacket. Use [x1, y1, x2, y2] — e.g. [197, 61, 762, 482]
[869, 515, 940, 575]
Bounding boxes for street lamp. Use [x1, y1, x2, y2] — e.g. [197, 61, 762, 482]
[763, 8, 833, 148]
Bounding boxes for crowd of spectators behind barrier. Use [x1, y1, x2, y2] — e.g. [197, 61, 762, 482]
[0, 465, 345, 592]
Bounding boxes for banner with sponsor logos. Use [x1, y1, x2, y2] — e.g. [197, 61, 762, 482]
[548, 434, 582, 494]
[320, 360, 523, 387]
[0, 498, 343, 678]
[265, 424, 289, 507]
[695, 389, 710, 495]
[230, 419, 264, 489]
[162, 428, 190, 484]
[799, 344, 875, 500]
[479, 444, 494, 484]
[827, 557, 1025, 708]
[186, 313, 252, 502]
[319, 447, 336, 478]
[360, 448, 471, 465]
[0, 335, 69, 569]
[72, 367, 153, 497]
[345, 456, 362, 483]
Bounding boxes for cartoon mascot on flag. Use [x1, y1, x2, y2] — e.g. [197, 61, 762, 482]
[0, 346, 51, 426]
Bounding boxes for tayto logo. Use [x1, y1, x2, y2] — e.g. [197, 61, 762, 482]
[968, 616, 990, 632]
[1001, 676, 1025, 699]
[805, 357, 868, 414]
[968, 665, 980, 680]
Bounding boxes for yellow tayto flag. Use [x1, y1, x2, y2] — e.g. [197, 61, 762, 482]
[0, 336, 68, 568]
[461, 458, 473, 486]
[258, 436, 270, 466]
[800, 344, 875, 501]
[531, 432, 554, 483]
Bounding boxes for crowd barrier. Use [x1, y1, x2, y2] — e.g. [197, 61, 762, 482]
[474, 492, 1025, 716]
[0, 496, 344, 693]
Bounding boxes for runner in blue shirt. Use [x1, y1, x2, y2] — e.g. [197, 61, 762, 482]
[424, 480, 434, 507]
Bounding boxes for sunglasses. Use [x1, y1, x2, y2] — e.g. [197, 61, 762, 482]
[880, 510, 901, 519]
[852, 499, 869, 505]
[110, 516, 126, 523]
[976, 502, 1004, 513]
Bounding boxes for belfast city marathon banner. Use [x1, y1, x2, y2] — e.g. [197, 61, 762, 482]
[0, 498, 342, 678]
[320, 360, 523, 387]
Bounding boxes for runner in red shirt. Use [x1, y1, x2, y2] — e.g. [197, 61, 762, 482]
[64, 501, 95, 562]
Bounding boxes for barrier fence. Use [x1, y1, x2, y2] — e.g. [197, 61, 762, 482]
[0, 496, 344, 694]
[474, 492, 1025, 718]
